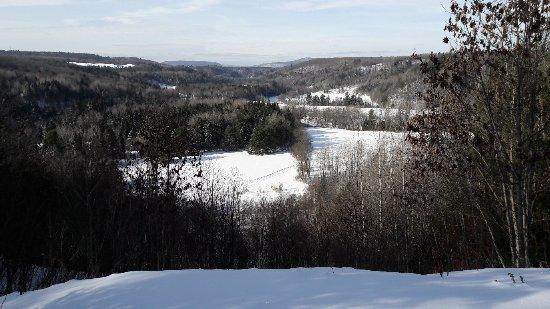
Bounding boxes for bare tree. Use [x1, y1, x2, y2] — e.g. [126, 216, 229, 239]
[409, 0, 550, 267]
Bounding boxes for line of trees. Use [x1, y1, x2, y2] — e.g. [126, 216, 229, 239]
[290, 105, 412, 132]
[304, 92, 372, 106]
[42, 101, 298, 161]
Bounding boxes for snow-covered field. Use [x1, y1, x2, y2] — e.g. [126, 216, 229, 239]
[212, 128, 401, 201]
[123, 148, 306, 203]
[68, 62, 135, 68]
[123, 128, 403, 202]
[158, 83, 176, 90]
[4, 268, 549, 308]
[307, 127, 402, 151]
[197, 151, 307, 202]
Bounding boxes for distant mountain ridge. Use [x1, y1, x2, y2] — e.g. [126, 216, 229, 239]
[163, 60, 222, 67]
[0, 50, 157, 67]
[257, 57, 313, 68]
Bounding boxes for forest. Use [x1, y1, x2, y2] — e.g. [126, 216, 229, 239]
[1, 0, 549, 298]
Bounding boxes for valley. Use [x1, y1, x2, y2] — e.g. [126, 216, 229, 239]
[1, 1, 549, 308]
[1, 2, 549, 302]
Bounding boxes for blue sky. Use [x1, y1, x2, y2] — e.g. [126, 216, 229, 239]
[0, 0, 449, 65]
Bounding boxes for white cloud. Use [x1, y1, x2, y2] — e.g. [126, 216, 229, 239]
[0, 0, 72, 6]
[283, 0, 426, 11]
[103, 0, 220, 24]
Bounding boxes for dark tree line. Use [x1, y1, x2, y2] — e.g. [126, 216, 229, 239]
[290, 105, 411, 132]
[40, 101, 297, 162]
[125, 101, 296, 155]
[305, 92, 370, 106]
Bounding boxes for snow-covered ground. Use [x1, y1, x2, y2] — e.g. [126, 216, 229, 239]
[198, 151, 307, 202]
[4, 268, 549, 308]
[123, 150, 307, 203]
[123, 128, 403, 203]
[307, 127, 402, 151]
[158, 83, 176, 90]
[68, 62, 135, 69]
[268, 95, 279, 103]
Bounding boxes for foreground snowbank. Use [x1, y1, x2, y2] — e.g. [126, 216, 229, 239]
[4, 268, 549, 308]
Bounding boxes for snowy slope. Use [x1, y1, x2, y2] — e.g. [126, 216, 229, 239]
[68, 62, 135, 68]
[4, 268, 549, 308]
[198, 151, 307, 202]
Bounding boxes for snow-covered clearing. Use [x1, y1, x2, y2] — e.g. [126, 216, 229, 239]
[196, 151, 307, 202]
[123, 128, 403, 203]
[268, 95, 279, 103]
[123, 150, 307, 203]
[4, 268, 549, 308]
[307, 127, 402, 151]
[158, 83, 176, 90]
[68, 62, 135, 69]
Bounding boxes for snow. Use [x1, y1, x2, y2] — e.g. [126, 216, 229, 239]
[307, 127, 401, 150]
[156, 82, 177, 90]
[4, 268, 550, 308]
[68, 62, 135, 69]
[305, 85, 375, 106]
[122, 128, 403, 203]
[268, 95, 279, 103]
[360, 62, 389, 73]
[123, 146, 306, 204]
[197, 151, 308, 202]
[149, 80, 177, 90]
[306, 127, 404, 173]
